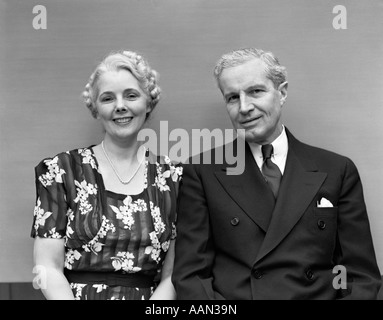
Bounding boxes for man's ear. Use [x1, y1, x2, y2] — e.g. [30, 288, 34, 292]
[278, 81, 288, 105]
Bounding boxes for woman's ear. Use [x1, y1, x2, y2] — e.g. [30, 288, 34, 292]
[146, 101, 153, 115]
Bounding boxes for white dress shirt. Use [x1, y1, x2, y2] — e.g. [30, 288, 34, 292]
[248, 125, 289, 175]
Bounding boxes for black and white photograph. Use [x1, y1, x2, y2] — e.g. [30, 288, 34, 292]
[0, 0, 382, 304]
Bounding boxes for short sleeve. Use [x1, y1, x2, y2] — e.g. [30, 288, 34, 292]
[31, 155, 69, 239]
[146, 152, 183, 242]
[169, 161, 183, 196]
[170, 221, 177, 240]
[168, 160, 183, 240]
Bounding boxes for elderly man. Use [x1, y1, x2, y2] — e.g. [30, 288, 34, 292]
[172, 47, 381, 300]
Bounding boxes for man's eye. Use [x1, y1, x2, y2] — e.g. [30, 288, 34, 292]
[227, 96, 238, 103]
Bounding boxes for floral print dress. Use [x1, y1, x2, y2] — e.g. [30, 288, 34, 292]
[31, 146, 182, 300]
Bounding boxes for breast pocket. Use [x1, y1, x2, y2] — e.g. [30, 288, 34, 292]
[314, 207, 338, 217]
[312, 207, 338, 253]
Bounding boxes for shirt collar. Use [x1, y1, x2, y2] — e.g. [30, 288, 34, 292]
[248, 125, 288, 161]
[272, 125, 288, 157]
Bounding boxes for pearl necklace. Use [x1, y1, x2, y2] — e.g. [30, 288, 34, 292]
[101, 141, 145, 185]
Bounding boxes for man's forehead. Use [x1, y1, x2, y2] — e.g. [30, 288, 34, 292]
[222, 58, 267, 78]
[219, 59, 271, 91]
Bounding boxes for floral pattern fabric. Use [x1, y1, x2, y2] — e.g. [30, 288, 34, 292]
[31, 146, 182, 300]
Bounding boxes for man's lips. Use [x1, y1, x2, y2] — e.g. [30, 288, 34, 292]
[240, 116, 262, 125]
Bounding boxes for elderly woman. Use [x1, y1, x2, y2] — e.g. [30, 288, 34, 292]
[31, 50, 182, 300]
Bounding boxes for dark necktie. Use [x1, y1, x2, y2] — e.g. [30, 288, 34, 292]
[261, 144, 282, 199]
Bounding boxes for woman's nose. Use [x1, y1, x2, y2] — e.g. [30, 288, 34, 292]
[115, 98, 127, 112]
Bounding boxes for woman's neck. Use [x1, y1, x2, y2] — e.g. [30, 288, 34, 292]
[102, 136, 144, 164]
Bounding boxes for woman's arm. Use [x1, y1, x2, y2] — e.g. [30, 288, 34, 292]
[33, 237, 75, 300]
[149, 239, 176, 300]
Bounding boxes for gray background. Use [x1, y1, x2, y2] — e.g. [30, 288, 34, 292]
[0, 0, 382, 282]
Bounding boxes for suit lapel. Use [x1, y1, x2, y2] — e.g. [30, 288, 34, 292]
[215, 142, 275, 232]
[254, 131, 327, 263]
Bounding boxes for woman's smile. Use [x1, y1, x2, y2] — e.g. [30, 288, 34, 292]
[113, 116, 133, 125]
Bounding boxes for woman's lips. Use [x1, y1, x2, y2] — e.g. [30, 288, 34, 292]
[114, 117, 133, 125]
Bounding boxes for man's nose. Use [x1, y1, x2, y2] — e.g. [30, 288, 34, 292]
[239, 92, 253, 114]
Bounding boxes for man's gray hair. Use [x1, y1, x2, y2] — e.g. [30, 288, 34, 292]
[213, 48, 287, 88]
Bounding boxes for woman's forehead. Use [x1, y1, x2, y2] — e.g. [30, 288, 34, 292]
[97, 69, 142, 93]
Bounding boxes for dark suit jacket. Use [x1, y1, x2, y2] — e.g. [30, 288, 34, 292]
[172, 129, 381, 299]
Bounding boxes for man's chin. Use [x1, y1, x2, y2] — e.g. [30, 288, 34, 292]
[243, 130, 265, 144]
[240, 126, 281, 145]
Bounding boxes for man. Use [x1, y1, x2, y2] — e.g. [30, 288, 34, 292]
[172, 48, 381, 299]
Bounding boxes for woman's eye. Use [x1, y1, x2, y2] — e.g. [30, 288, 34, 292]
[101, 96, 113, 102]
[125, 91, 140, 99]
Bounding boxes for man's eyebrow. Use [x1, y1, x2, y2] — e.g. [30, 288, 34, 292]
[223, 91, 238, 100]
[247, 83, 267, 90]
[223, 84, 267, 98]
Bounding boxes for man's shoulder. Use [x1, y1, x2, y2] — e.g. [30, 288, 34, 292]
[289, 132, 354, 170]
[298, 140, 347, 158]
[184, 139, 239, 167]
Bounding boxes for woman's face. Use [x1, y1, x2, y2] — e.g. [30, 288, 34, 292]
[95, 69, 151, 143]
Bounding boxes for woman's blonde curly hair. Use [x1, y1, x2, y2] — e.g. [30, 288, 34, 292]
[82, 50, 161, 119]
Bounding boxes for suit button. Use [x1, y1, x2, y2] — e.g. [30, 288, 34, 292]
[230, 217, 240, 226]
[252, 269, 263, 279]
[317, 220, 326, 230]
[306, 269, 314, 280]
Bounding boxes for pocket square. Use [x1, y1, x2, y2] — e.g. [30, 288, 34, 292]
[317, 197, 333, 208]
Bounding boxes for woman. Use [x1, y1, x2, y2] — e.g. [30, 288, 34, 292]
[31, 50, 182, 300]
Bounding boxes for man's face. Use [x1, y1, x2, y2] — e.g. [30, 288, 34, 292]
[218, 58, 287, 145]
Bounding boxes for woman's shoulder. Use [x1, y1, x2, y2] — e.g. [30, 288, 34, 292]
[147, 150, 182, 168]
[147, 150, 183, 181]
[35, 146, 97, 171]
